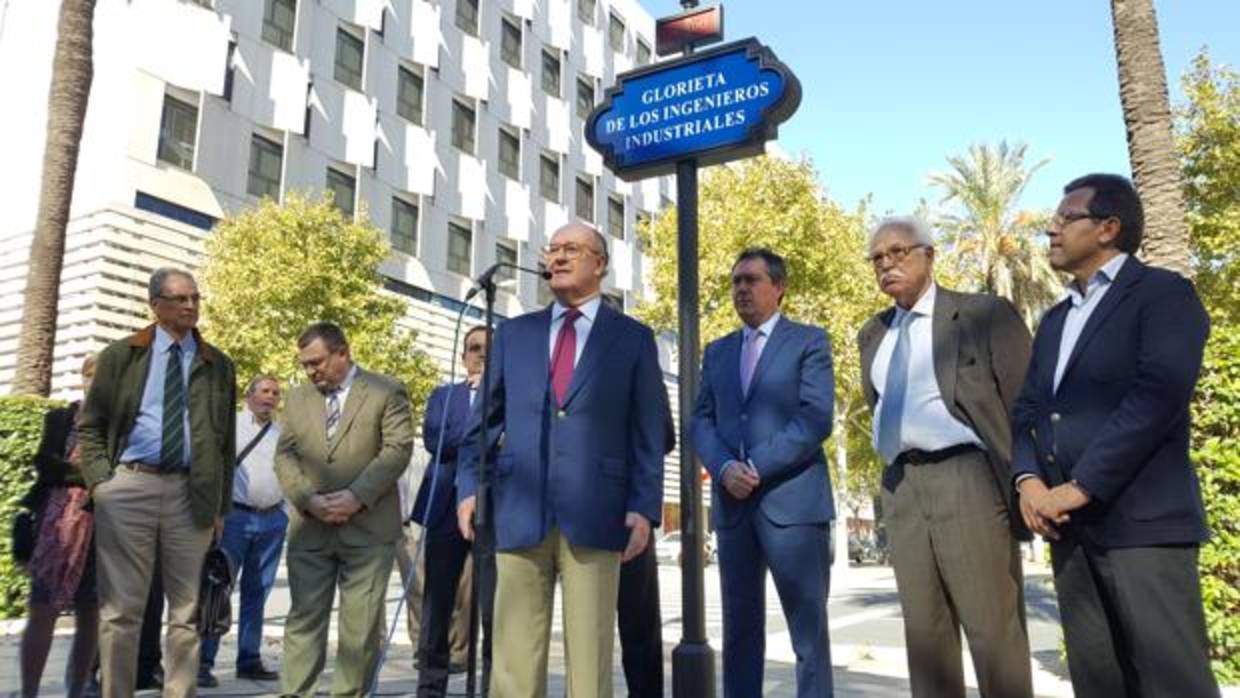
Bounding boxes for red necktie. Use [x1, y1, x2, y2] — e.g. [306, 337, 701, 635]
[550, 307, 581, 407]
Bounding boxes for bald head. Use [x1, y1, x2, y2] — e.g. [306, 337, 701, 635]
[543, 222, 609, 306]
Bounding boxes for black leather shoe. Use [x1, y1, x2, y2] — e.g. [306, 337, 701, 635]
[197, 667, 220, 688]
[237, 663, 280, 681]
[135, 669, 163, 691]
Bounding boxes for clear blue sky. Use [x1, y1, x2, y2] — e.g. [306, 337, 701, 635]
[639, 0, 1239, 217]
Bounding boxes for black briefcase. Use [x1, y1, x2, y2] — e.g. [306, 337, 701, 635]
[195, 543, 236, 638]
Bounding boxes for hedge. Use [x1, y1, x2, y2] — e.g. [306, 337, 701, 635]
[1194, 324, 1240, 683]
[0, 395, 58, 618]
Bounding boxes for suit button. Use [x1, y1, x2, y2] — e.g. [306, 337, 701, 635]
[1046, 454, 1056, 464]
[740, 413, 748, 421]
[1050, 412, 1061, 423]
[557, 409, 567, 418]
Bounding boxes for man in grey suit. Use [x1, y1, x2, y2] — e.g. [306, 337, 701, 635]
[857, 216, 1034, 698]
[275, 322, 415, 697]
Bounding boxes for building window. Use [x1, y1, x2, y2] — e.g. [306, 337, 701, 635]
[391, 197, 418, 255]
[498, 127, 520, 180]
[539, 153, 560, 202]
[326, 167, 356, 218]
[577, 0, 595, 25]
[452, 99, 476, 154]
[262, 0, 296, 52]
[607, 195, 624, 239]
[495, 240, 517, 283]
[447, 221, 472, 275]
[541, 48, 561, 97]
[456, 0, 479, 37]
[223, 39, 237, 102]
[576, 176, 594, 223]
[575, 76, 595, 120]
[247, 134, 283, 200]
[334, 27, 364, 90]
[157, 94, 198, 170]
[608, 13, 625, 52]
[636, 39, 651, 65]
[500, 16, 522, 69]
[397, 65, 424, 125]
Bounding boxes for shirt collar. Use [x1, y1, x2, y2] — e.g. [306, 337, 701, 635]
[335, 364, 359, 395]
[743, 311, 782, 340]
[1066, 253, 1128, 306]
[552, 294, 602, 323]
[894, 282, 936, 324]
[153, 325, 197, 355]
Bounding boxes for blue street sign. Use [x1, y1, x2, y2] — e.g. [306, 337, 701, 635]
[586, 38, 800, 181]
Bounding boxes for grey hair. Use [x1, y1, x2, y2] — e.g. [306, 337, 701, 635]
[245, 374, 281, 396]
[147, 267, 196, 301]
[868, 216, 935, 251]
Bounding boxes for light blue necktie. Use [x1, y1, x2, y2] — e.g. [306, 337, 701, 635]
[877, 312, 912, 464]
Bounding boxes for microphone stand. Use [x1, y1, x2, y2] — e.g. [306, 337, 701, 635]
[463, 261, 548, 698]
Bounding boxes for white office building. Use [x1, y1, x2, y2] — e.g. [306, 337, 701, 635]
[0, 0, 675, 399]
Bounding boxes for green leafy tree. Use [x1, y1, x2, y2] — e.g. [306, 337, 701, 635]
[1180, 51, 1240, 682]
[635, 156, 886, 526]
[929, 141, 1063, 327]
[200, 193, 438, 413]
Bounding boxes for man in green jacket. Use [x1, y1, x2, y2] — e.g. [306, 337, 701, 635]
[79, 268, 236, 698]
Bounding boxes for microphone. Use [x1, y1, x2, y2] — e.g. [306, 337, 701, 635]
[465, 262, 552, 301]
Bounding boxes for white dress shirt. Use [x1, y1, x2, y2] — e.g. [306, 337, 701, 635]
[1053, 254, 1129, 392]
[870, 283, 983, 457]
[329, 363, 360, 410]
[548, 295, 603, 366]
[232, 406, 284, 509]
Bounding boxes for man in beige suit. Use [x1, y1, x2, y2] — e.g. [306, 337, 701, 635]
[276, 322, 415, 697]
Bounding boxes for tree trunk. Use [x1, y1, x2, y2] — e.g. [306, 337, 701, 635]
[1110, 0, 1191, 276]
[12, 0, 96, 396]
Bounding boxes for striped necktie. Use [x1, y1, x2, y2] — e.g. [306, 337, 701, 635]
[326, 390, 342, 440]
[160, 343, 186, 469]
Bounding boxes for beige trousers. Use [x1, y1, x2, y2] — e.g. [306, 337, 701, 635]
[93, 468, 213, 698]
[491, 528, 621, 698]
[395, 523, 474, 666]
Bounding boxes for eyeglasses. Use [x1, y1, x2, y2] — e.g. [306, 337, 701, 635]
[868, 244, 926, 268]
[1050, 212, 1109, 229]
[541, 243, 601, 261]
[156, 293, 203, 306]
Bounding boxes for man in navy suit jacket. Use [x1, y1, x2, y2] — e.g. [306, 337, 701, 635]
[411, 325, 490, 697]
[693, 247, 835, 698]
[1012, 174, 1218, 697]
[457, 222, 671, 698]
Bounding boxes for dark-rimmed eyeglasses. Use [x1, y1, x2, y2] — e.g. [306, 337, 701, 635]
[867, 244, 926, 268]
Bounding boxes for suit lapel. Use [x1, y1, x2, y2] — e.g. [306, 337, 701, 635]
[932, 288, 960, 411]
[308, 384, 328, 448]
[859, 309, 896, 408]
[720, 330, 745, 407]
[1059, 258, 1143, 387]
[561, 302, 618, 408]
[328, 369, 371, 457]
[744, 317, 792, 405]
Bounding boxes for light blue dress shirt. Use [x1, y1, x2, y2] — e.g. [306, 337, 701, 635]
[120, 326, 196, 467]
[548, 295, 602, 366]
[1053, 253, 1129, 392]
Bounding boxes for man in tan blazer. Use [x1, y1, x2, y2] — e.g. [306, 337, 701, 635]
[275, 322, 415, 697]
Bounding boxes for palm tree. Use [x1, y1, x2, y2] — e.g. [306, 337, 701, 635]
[929, 141, 1064, 327]
[12, 0, 96, 396]
[1110, 0, 1191, 275]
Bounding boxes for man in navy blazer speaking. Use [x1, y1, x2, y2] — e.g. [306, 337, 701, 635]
[1012, 173, 1218, 697]
[456, 222, 671, 698]
[693, 247, 836, 698]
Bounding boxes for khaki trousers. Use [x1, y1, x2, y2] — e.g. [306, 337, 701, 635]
[491, 528, 620, 698]
[93, 468, 213, 698]
[396, 523, 473, 666]
[281, 540, 395, 697]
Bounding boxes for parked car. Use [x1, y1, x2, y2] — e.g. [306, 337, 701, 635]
[654, 531, 716, 566]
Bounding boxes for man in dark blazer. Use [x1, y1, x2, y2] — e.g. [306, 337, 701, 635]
[692, 247, 835, 698]
[858, 217, 1033, 698]
[412, 325, 491, 697]
[456, 222, 670, 698]
[1012, 173, 1218, 697]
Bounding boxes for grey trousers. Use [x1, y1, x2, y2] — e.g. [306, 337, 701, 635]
[881, 449, 1033, 698]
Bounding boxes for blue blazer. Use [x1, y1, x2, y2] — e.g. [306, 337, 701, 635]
[457, 301, 671, 552]
[692, 316, 836, 529]
[1011, 258, 1210, 548]
[411, 382, 470, 531]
